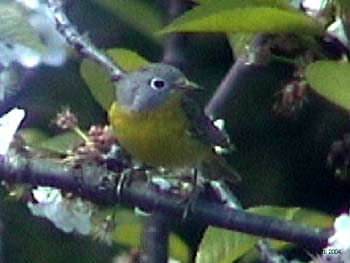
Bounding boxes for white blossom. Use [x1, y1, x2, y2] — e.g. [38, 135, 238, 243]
[0, 43, 38, 69]
[28, 187, 93, 235]
[327, 18, 349, 49]
[213, 119, 225, 130]
[328, 213, 350, 251]
[0, 68, 19, 102]
[16, 0, 68, 67]
[302, 0, 331, 16]
[0, 1, 69, 103]
[0, 0, 67, 69]
[15, 0, 40, 10]
[0, 108, 25, 155]
[317, 211, 350, 263]
[26, 2, 67, 66]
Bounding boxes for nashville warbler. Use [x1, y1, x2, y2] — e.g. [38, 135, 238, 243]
[109, 63, 241, 183]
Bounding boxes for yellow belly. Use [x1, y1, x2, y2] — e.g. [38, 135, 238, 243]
[108, 97, 210, 168]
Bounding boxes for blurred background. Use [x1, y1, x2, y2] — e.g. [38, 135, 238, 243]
[0, 0, 349, 262]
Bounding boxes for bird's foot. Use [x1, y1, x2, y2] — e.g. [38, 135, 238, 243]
[179, 186, 203, 221]
[177, 168, 206, 221]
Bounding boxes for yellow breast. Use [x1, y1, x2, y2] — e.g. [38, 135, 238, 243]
[108, 95, 209, 168]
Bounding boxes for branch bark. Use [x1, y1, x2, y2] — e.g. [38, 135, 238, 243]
[45, 0, 124, 81]
[0, 151, 330, 249]
[205, 35, 267, 117]
[140, 213, 169, 263]
[27, 1, 331, 255]
[161, 0, 193, 71]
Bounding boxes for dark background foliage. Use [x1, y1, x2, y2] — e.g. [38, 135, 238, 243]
[1, 0, 349, 262]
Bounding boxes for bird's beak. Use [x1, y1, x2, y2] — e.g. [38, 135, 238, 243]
[176, 78, 202, 91]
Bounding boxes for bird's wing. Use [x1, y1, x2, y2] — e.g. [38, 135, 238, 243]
[181, 95, 233, 150]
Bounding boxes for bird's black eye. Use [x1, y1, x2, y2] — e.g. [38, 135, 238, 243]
[150, 77, 166, 90]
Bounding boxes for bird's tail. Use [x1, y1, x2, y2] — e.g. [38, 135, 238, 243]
[201, 153, 241, 184]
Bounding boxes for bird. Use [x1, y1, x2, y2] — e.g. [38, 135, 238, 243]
[109, 63, 241, 183]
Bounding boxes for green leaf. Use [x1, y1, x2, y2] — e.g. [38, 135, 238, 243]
[39, 132, 84, 154]
[80, 48, 150, 110]
[195, 0, 290, 5]
[159, 0, 322, 35]
[337, 0, 350, 10]
[168, 234, 192, 263]
[195, 227, 256, 263]
[227, 33, 254, 57]
[195, 206, 333, 263]
[306, 61, 350, 110]
[92, 0, 163, 41]
[19, 128, 49, 146]
[194, 0, 216, 4]
[106, 49, 149, 72]
[0, 3, 47, 52]
[80, 60, 115, 111]
[112, 210, 191, 262]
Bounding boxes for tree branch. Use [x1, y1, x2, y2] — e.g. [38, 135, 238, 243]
[45, 0, 124, 80]
[22, 1, 330, 253]
[161, 0, 193, 71]
[152, 1, 195, 261]
[0, 150, 331, 249]
[140, 213, 169, 263]
[205, 35, 267, 117]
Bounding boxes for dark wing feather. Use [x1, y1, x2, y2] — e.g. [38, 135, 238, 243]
[182, 94, 241, 183]
[181, 95, 233, 150]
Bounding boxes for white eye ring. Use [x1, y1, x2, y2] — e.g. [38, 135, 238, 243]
[150, 77, 166, 90]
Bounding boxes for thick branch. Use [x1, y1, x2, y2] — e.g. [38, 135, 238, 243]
[140, 213, 169, 263]
[45, 0, 124, 80]
[161, 0, 193, 70]
[0, 151, 330, 248]
[205, 35, 267, 117]
[152, 2, 193, 261]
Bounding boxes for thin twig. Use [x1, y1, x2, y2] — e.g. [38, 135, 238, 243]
[45, 0, 125, 80]
[0, 150, 331, 248]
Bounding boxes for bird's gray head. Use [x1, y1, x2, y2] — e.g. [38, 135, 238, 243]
[116, 63, 197, 113]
